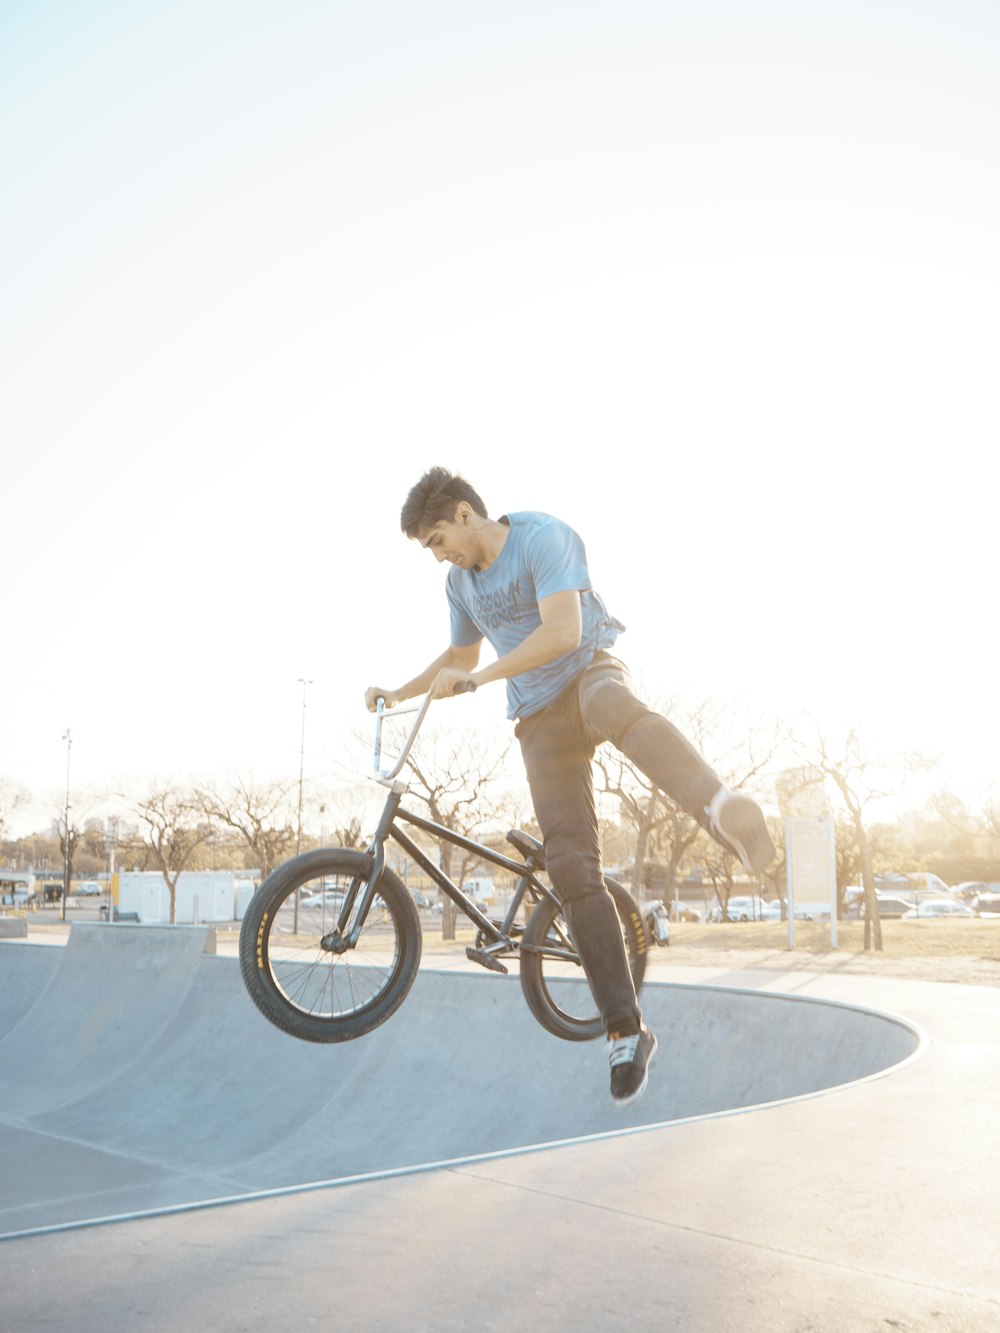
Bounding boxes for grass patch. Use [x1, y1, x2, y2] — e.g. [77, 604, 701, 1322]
[214, 914, 1000, 965]
[667, 919, 1000, 960]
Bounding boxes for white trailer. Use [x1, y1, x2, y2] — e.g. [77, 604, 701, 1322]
[114, 871, 258, 924]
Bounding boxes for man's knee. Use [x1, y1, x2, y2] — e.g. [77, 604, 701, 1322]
[545, 845, 605, 904]
[582, 676, 650, 749]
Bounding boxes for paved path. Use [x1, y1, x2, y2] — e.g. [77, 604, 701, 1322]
[0, 925, 996, 1331]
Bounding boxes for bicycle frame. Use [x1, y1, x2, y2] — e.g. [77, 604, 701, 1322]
[332, 696, 572, 968]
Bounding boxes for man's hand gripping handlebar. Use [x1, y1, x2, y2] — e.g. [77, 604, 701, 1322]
[370, 680, 477, 784]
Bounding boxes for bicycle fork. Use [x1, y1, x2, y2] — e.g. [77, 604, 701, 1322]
[320, 791, 399, 953]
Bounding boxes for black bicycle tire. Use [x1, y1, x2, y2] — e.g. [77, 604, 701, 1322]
[238, 848, 421, 1044]
[519, 877, 648, 1042]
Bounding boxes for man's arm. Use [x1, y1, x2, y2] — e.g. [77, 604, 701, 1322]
[430, 589, 582, 698]
[365, 641, 482, 711]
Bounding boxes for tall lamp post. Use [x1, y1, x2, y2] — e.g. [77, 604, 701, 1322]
[295, 678, 313, 856]
[61, 729, 72, 922]
[292, 680, 313, 937]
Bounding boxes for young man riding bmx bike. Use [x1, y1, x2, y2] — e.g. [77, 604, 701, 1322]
[365, 467, 776, 1106]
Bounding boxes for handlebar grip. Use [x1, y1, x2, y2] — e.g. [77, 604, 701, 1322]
[452, 680, 478, 694]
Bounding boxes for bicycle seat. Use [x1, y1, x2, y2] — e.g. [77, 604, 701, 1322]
[506, 828, 545, 864]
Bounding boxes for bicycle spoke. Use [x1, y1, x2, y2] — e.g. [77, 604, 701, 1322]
[265, 878, 401, 1020]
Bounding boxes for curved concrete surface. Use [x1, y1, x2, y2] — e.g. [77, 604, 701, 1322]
[0, 939, 60, 1038]
[0, 926, 919, 1242]
[2, 929, 997, 1331]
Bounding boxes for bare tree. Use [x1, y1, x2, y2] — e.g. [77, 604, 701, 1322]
[594, 748, 666, 895]
[197, 775, 297, 882]
[593, 748, 703, 898]
[50, 789, 103, 917]
[0, 779, 30, 841]
[699, 825, 741, 917]
[786, 724, 927, 951]
[401, 726, 513, 939]
[53, 815, 81, 919]
[313, 784, 378, 850]
[978, 795, 1000, 844]
[133, 786, 212, 924]
[833, 814, 861, 895]
[595, 696, 777, 916]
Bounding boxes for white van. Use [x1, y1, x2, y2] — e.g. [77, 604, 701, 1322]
[462, 878, 495, 907]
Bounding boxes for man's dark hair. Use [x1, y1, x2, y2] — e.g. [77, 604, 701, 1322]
[400, 467, 489, 537]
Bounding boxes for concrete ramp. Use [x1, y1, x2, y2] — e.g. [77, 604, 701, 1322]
[0, 926, 922, 1239]
[0, 940, 61, 1039]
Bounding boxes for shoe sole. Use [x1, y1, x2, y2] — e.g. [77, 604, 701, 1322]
[612, 1034, 658, 1108]
[714, 795, 777, 873]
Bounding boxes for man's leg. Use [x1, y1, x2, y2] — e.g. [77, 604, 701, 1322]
[578, 654, 776, 872]
[517, 697, 640, 1035]
[518, 696, 655, 1104]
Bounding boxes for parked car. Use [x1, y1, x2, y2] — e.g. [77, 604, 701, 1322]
[75, 881, 103, 896]
[299, 891, 347, 912]
[973, 892, 1000, 918]
[875, 872, 911, 889]
[874, 895, 917, 919]
[670, 903, 703, 922]
[409, 889, 431, 909]
[761, 900, 829, 922]
[721, 894, 769, 922]
[641, 899, 671, 946]
[901, 899, 975, 920]
[846, 894, 915, 921]
[952, 881, 992, 904]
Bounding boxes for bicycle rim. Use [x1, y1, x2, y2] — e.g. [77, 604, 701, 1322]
[240, 850, 421, 1043]
[519, 879, 647, 1042]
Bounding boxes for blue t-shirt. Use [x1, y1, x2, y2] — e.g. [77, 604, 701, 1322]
[446, 511, 625, 720]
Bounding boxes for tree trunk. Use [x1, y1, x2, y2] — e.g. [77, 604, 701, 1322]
[439, 842, 456, 941]
[632, 823, 651, 898]
[858, 821, 882, 952]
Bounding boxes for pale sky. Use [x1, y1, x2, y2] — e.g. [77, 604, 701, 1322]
[2, 0, 998, 836]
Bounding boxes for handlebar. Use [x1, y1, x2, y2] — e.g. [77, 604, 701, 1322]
[372, 681, 477, 783]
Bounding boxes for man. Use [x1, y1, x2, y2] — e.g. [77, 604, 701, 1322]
[365, 467, 776, 1106]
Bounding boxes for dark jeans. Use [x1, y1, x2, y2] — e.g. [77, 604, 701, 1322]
[516, 652, 722, 1034]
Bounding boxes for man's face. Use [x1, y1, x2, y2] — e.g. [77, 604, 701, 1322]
[416, 514, 480, 568]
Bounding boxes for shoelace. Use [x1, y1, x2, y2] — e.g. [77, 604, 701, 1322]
[608, 1033, 641, 1066]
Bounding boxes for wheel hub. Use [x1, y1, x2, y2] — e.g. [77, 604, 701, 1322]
[320, 931, 352, 954]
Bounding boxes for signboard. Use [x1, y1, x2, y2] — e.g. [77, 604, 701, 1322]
[785, 814, 838, 949]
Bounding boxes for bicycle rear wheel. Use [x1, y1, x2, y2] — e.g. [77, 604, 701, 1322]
[519, 877, 647, 1042]
[239, 848, 421, 1043]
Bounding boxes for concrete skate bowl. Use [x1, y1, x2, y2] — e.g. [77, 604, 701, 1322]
[0, 926, 924, 1239]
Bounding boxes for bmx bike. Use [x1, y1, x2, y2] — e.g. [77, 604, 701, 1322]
[239, 690, 648, 1044]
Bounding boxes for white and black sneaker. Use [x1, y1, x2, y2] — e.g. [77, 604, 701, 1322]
[608, 1025, 657, 1107]
[706, 789, 776, 874]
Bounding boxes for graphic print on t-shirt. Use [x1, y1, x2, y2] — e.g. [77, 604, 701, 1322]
[472, 579, 524, 631]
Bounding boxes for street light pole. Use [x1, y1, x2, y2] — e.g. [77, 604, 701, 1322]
[292, 680, 314, 938]
[61, 729, 72, 922]
[295, 679, 313, 856]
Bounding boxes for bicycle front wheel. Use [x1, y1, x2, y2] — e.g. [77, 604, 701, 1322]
[239, 848, 421, 1043]
[519, 877, 648, 1042]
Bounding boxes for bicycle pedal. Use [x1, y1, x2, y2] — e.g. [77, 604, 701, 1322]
[465, 947, 509, 974]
